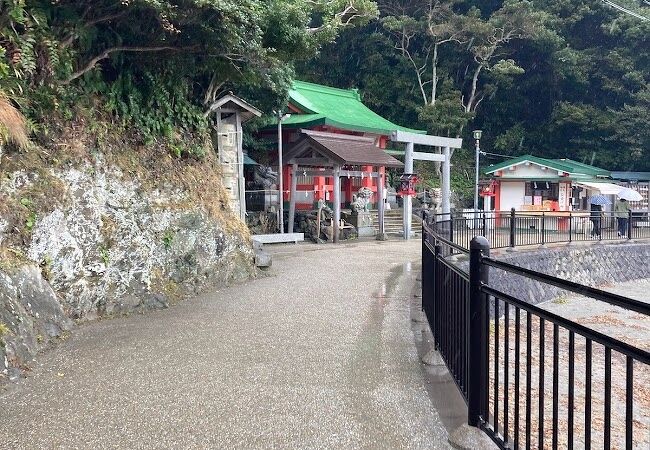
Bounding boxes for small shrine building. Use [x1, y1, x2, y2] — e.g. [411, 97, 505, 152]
[483, 154, 614, 212]
[260, 80, 424, 211]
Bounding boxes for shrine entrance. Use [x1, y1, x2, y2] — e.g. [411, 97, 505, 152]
[283, 130, 404, 243]
[390, 130, 463, 240]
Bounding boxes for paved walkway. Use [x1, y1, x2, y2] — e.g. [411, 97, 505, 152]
[0, 239, 452, 449]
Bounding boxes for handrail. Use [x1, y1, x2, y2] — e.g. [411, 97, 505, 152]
[423, 221, 470, 255]
[424, 207, 650, 251]
[437, 253, 469, 280]
[428, 210, 604, 217]
[426, 213, 650, 315]
[481, 284, 650, 365]
[434, 233, 470, 255]
[481, 256, 650, 316]
[421, 209, 650, 449]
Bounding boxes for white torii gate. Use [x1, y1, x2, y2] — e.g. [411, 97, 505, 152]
[390, 130, 463, 240]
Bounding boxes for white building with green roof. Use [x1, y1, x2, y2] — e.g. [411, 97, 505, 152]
[484, 154, 615, 212]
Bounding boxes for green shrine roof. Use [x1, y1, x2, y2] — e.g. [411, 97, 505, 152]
[275, 80, 425, 136]
[485, 154, 610, 178]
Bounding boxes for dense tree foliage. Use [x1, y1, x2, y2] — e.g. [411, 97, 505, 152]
[0, 0, 377, 150]
[299, 0, 650, 173]
[1, 0, 648, 177]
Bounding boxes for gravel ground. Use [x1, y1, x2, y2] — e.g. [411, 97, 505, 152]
[488, 278, 650, 449]
[0, 239, 451, 449]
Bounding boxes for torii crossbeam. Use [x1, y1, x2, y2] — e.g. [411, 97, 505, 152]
[390, 130, 463, 240]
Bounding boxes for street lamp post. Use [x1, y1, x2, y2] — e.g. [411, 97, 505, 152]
[473, 130, 482, 217]
[275, 111, 291, 234]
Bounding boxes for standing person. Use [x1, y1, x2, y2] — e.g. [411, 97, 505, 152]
[590, 203, 602, 239]
[615, 197, 630, 237]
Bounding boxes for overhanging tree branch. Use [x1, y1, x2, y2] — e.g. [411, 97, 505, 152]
[306, 2, 376, 33]
[60, 10, 129, 49]
[63, 46, 198, 84]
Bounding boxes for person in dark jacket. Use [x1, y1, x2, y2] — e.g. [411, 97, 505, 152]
[590, 203, 602, 238]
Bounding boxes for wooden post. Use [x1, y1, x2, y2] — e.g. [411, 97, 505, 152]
[288, 163, 298, 233]
[317, 205, 322, 241]
[377, 166, 385, 237]
[333, 165, 341, 243]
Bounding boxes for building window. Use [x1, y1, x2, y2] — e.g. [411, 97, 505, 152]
[525, 181, 559, 201]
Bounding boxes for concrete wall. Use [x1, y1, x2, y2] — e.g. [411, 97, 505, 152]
[489, 243, 650, 308]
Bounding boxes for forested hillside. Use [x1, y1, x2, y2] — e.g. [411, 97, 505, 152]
[299, 0, 650, 175]
[2, 1, 647, 174]
[0, 0, 379, 252]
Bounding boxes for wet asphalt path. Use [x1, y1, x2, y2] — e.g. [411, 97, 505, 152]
[0, 239, 451, 449]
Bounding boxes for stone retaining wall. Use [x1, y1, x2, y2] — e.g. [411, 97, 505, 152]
[1, 161, 255, 383]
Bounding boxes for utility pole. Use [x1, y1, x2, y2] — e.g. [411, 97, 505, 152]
[473, 130, 482, 215]
[275, 111, 291, 234]
[403, 142, 414, 239]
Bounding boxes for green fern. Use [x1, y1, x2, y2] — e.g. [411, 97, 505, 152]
[99, 246, 110, 266]
[24, 211, 37, 232]
[162, 230, 175, 249]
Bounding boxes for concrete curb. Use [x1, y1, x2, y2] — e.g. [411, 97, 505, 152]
[448, 424, 498, 450]
[421, 348, 445, 366]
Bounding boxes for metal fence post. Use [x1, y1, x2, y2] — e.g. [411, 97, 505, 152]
[599, 211, 603, 241]
[422, 210, 429, 258]
[422, 211, 431, 318]
[568, 211, 573, 244]
[482, 213, 487, 237]
[449, 212, 455, 244]
[433, 242, 442, 345]
[468, 236, 490, 427]
[628, 209, 633, 240]
[509, 208, 516, 249]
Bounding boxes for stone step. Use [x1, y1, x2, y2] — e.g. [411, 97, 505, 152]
[367, 209, 422, 234]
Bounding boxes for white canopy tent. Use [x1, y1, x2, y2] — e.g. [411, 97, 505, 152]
[574, 181, 626, 195]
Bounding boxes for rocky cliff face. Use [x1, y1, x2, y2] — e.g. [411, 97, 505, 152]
[0, 266, 73, 380]
[0, 154, 255, 382]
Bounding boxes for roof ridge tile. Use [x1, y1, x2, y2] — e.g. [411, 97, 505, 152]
[292, 80, 358, 99]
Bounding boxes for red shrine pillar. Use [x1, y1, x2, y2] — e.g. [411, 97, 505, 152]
[344, 175, 353, 206]
[315, 175, 326, 205]
[282, 165, 291, 204]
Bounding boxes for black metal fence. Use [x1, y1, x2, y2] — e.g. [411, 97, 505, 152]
[421, 211, 650, 449]
[429, 209, 650, 251]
